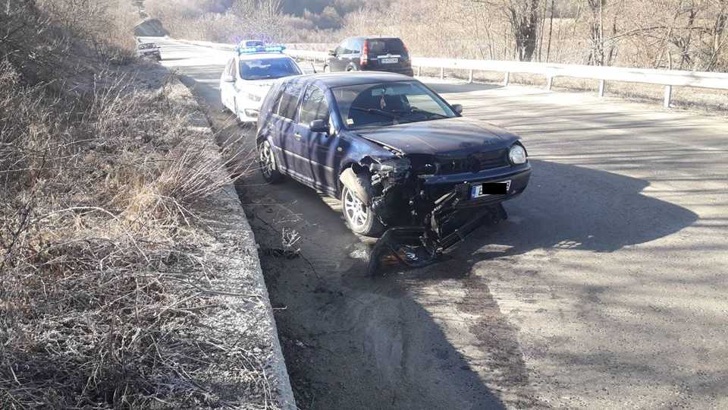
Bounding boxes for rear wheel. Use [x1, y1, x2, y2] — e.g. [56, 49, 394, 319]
[258, 140, 283, 183]
[341, 186, 383, 237]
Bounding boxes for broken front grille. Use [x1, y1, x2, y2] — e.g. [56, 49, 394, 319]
[437, 149, 509, 175]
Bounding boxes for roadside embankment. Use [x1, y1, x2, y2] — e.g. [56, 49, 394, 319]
[1, 3, 293, 407]
[162, 69, 296, 410]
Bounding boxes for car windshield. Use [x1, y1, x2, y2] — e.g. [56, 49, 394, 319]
[239, 58, 302, 81]
[331, 81, 457, 129]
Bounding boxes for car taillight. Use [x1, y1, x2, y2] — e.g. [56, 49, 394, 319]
[360, 41, 369, 67]
[402, 43, 410, 60]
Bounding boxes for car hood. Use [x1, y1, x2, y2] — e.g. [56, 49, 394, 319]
[353, 117, 519, 156]
[240, 80, 275, 97]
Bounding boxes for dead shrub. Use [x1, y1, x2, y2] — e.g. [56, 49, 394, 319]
[1, 1, 272, 408]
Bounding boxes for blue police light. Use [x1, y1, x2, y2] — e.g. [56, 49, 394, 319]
[236, 45, 286, 55]
[264, 45, 286, 53]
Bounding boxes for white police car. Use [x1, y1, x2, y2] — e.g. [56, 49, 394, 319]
[220, 45, 305, 123]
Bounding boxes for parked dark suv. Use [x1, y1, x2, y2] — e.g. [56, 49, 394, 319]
[324, 37, 414, 76]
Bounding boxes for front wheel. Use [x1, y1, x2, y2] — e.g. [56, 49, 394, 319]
[341, 186, 383, 237]
[258, 140, 283, 183]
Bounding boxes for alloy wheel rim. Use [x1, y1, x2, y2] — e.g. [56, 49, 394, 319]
[344, 189, 368, 229]
[260, 142, 274, 178]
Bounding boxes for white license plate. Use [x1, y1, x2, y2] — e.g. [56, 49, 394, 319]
[471, 181, 511, 199]
[380, 57, 398, 64]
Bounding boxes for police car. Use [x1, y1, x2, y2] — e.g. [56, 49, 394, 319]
[220, 45, 307, 123]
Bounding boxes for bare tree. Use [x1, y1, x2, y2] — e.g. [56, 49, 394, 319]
[471, 0, 542, 61]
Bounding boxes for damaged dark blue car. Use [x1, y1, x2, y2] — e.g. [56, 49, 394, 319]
[256, 72, 531, 274]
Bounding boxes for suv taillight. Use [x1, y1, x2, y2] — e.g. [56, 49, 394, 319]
[360, 40, 369, 67]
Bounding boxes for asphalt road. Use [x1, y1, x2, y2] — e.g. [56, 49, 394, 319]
[154, 37, 728, 409]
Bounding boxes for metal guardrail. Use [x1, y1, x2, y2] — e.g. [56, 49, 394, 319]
[179, 39, 728, 108]
[287, 50, 728, 108]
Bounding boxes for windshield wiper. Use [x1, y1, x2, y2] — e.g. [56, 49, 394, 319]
[350, 106, 400, 119]
[409, 107, 449, 119]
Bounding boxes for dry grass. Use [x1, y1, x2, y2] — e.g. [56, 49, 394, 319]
[1, 2, 276, 408]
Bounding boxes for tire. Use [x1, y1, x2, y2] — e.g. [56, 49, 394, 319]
[341, 185, 384, 237]
[258, 139, 283, 183]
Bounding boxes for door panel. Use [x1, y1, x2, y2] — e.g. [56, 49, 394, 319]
[274, 82, 308, 182]
[297, 85, 335, 190]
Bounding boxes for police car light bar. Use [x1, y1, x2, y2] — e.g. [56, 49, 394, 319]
[237, 45, 286, 55]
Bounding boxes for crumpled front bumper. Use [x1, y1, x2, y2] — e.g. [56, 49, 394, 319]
[366, 163, 531, 275]
[422, 164, 531, 208]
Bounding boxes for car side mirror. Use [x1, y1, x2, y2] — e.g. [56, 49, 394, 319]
[328, 49, 336, 57]
[310, 119, 328, 133]
[452, 104, 463, 115]
[222, 74, 235, 83]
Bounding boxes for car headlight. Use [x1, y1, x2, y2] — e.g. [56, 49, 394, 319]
[371, 157, 411, 175]
[508, 144, 527, 165]
[247, 93, 262, 102]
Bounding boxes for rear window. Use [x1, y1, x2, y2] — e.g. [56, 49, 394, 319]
[242, 40, 264, 47]
[366, 38, 407, 56]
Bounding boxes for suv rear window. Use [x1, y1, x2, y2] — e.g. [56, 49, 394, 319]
[366, 38, 406, 56]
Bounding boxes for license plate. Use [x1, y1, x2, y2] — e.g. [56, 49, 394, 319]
[380, 57, 398, 64]
[471, 181, 511, 199]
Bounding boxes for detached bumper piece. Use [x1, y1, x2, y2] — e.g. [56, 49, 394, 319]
[367, 182, 509, 276]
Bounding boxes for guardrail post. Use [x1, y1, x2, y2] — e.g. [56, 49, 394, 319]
[546, 76, 553, 91]
[664, 85, 672, 108]
[468, 69, 474, 84]
[504, 72, 510, 86]
[417, 66, 421, 77]
[440, 67, 445, 80]
[599, 80, 606, 97]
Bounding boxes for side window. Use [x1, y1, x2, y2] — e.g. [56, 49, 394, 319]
[351, 38, 362, 54]
[345, 39, 359, 55]
[299, 86, 329, 125]
[335, 41, 345, 56]
[262, 83, 283, 116]
[276, 82, 304, 120]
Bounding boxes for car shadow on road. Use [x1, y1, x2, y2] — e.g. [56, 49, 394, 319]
[240, 157, 699, 410]
[382, 159, 698, 281]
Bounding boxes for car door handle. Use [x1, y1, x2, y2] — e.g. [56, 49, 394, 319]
[294, 132, 302, 140]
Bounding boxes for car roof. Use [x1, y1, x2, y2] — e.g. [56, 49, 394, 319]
[237, 53, 293, 61]
[285, 72, 415, 88]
